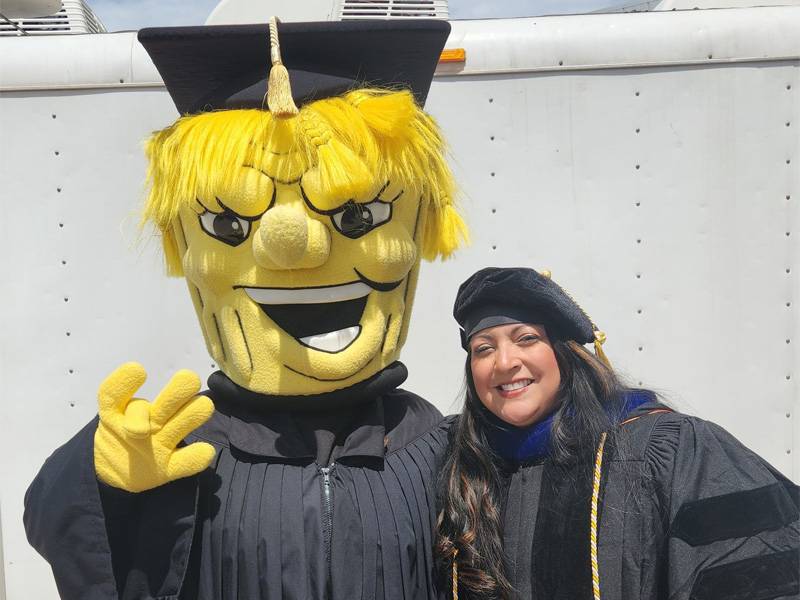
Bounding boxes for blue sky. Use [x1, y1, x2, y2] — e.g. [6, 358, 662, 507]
[89, 0, 628, 31]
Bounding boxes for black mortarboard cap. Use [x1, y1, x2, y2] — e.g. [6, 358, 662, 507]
[138, 20, 451, 115]
[453, 267, 597, 349]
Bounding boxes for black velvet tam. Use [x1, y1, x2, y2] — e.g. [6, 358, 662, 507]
[453, 267, 596, 347]
[137, 20, 451, 115]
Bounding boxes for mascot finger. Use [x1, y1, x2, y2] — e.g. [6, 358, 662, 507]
[151, 369, 202, 429]
[97, 362, 147, 433]
[158, 395, 215, 449]
[166, 442, 216, 480]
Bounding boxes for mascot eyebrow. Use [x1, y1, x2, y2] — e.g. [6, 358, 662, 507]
[143, 89, 468, 276]
[300, 180, 401, 216]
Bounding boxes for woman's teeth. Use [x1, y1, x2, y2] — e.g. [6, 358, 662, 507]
[499, 379, 532, 392]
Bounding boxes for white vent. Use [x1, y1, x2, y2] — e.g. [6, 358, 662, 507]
[0, 0, 105, 36]
[339, 0, 448, 20]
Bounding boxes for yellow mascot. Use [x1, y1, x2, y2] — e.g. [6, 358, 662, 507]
[25, 18, 466, 600]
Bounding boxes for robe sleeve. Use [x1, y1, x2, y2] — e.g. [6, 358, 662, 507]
[646, 414, 800, 600]
[24, 417, 201, 600]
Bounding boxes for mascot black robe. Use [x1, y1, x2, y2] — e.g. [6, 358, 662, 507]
[25, 363, 450, 600]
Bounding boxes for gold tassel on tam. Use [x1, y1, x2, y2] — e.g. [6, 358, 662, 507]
[594, 330, 612, 368]
[266, 16, 299, 118]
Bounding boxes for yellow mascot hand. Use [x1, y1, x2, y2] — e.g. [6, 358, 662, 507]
[93, 363, 216, 493]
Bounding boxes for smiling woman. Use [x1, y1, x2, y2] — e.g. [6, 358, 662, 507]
[435, 267, 799, 600]
[468, 323, 562, 428]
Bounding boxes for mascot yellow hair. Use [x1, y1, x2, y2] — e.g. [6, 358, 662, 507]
[144, 89, 466, 276]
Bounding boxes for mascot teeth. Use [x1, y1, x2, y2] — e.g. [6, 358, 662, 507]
[243, 282, 370, 305]
[299, 326, 361, 352]
[242, 284, 369, 351]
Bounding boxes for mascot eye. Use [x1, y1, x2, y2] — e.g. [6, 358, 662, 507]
[198, 208, 252, 247]
[331, 200, 392, 239]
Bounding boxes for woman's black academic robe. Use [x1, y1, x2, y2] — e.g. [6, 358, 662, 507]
[438, 401, 800, 599]
[25, 363, 450, 600]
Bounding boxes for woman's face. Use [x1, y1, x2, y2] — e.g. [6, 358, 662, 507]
[469, 323, 561, 428]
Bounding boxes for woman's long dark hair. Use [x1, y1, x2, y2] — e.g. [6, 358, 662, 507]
[434, 338, 629, 599]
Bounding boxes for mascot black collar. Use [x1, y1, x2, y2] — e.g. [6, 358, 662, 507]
[204, 362, 408, 460]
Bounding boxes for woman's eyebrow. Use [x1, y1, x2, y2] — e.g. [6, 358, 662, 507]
[510, 324, 532, 335]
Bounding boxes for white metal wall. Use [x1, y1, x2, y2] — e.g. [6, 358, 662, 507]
[1, 8, 798, 599]
[413, 62, 800, 462]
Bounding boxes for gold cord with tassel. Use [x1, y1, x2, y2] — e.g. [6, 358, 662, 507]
[452, 548, 459, 600]
[266, 16, 299, 118]
[590, 431, 607, 600]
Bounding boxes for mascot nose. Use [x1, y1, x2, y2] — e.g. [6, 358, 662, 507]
[253, 204, 331, 270]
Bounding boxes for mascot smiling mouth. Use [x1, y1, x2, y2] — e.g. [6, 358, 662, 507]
[241, 277, 401, 353]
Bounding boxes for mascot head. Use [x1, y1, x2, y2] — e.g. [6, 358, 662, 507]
[139, 20, 466, 396]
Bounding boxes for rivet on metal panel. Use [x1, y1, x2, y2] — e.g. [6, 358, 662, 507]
[637, 309, 643, 314]
[636, 238, 642, 244]
[787, 122, 791, 127]
[57, 187, 62, 193]
[491, 172, 495, 177]
[788, 449, 792, 454]
[58, 223, 64, 228]
[787, 159, 791, 165]
[68, 369, 73, 374]
[635, 128, 640, 134]
[635, 164, 640, 170]
[787, 268, 792, 274]
[788, 413, 792, 418]
[636, 273, 642, 279]
[558, 60, 563, 66]
[788, 302, 792, 307]
[63, 297, 68, 302]
[54, 151, 59, 156]
[635, 91, 640, 97]
[635, 202, 641, 207]
[490, 136, 495, 141]
[489, 98, 493, 103]
[119, 79, 124, 84]
[788, 195, 792, 200]
[211, 363, 216, 369]
[707, 54, 713, 59]
[787, 375, 793, 380]
[51, 114, 56, 119]
[638, 346, 643, 352]
[69, 402, 75, 407]
[66, 331, 71, 337]
[786, 339, 791, 344]
[492, 245, 497, 250]
[491, 208, 496, 214]
[61, 260, 67, 265]
[788, 85, 793, 90]
[787, 232, 791, 237]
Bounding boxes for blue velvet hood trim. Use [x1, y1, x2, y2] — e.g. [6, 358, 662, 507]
[483, 389, 655, 462]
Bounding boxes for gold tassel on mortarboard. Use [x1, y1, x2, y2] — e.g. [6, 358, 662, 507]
[266, 16, 299, 118]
